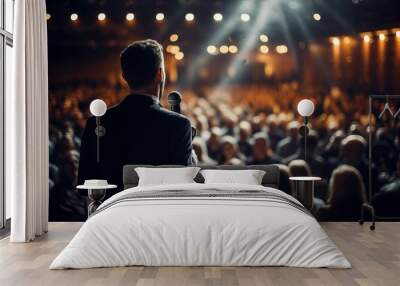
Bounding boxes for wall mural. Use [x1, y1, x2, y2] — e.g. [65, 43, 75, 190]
[46, 3, 400, 222]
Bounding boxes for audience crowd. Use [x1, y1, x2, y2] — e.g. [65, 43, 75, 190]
[49, 80, 400, 221]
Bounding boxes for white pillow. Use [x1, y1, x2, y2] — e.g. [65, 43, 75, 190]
[135, 167, 201, 186]
[200, 169, 266, 185]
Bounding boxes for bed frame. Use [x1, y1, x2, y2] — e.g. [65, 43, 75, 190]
[123, 164, 281, 190]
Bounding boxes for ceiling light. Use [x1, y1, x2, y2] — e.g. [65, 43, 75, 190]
[260, 34, 269, 43]
[363, 35, 371, 43]
[240, 13, 250, 22]
[229, 45, 238, 54]
[170, 46, 180, 54]
[276, 45, 288, 54]
[170, 34, 179, 42]
[156, 13, 165, 21]
[126, 13, 135, 21]
[220, 45, 229, 54]
[331, 37, 340, 46]
[213, 13, 223, 22]
[185, 13, 195, 22]
[207, 45, 218, 55]
[379, 33, 386, 41]
[70, 13, 78, 21]
[313, 13, 321, 21]
[175, 52, 184, 60]
[97, 13, 106, 21]
[259, 45, 269, 54]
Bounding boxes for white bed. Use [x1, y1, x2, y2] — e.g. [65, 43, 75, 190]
[50, 182, 350, 269]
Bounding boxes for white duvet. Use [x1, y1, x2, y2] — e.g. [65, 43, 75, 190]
[50, 183, 351, 269]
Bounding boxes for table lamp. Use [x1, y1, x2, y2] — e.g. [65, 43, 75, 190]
[297, 99, 315, 161]
[90, 99, 107, 163]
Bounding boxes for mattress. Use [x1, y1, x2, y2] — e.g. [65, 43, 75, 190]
[50, 183, 351, 269]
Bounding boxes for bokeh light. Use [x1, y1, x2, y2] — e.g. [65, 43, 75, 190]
[97, 13, 106, 21]
[175, 52, 184, 60]
[185, 13, 195, 22]
[213, 13, 223, 22]
[363, 35, 371, 43]
[170, 34, 179, 42]
[70, 13, 78, 21]
[207, 45, 218, 55]
[276, 45, 288, 54]
[229, 45, 238, 54]
[155, 13, 165, 21]
[259, 45, 269, 54]
[126, 13, 135, 21]
[219, 45, 229, 54]
[259, 34, 269, 43]
[313, 13, 321, 21]
[240, 13, 250, 22]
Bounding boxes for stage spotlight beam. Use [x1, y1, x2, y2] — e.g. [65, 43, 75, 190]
[217, 1, 269, 89]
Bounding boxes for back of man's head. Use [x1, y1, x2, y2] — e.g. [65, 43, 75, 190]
[120, 39, 163, 89]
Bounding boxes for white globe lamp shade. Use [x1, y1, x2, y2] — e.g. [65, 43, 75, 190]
[90, 99, 107, 117]
[297, 99, 315, 117]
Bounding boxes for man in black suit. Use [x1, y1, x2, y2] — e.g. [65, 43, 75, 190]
[78, 39, 193, 196]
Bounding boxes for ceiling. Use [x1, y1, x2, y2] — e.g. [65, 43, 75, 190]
[46, 0, 400, 49]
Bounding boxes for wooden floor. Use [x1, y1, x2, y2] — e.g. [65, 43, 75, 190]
[0, 222, 399, 286]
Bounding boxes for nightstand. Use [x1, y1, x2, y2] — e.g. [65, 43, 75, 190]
[289, 177, 322, 210]
[77, 181, 117, 217]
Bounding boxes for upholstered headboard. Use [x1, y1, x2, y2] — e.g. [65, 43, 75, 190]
[123, 164, 281, 190]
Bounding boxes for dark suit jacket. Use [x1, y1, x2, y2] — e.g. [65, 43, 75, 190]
[78, 94, 193, 196]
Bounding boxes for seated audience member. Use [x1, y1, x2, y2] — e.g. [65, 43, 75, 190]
[349, 122, 365, 137]
[237, 121, 253, 157]
[284, 130, 326, 178]
[207, 127, 223, 162]
[338, 135, 371, 192]
[50, 150, 87, 221]
[192, 137, 217, 166]
[218, 136, 244, 165]
[373, 156, 400, 217]
[322, 129, 345, 163]
[247, 132, 281, 165]
[373, 127, 398, 181]
[277, 121, 300, 158]
[266, 115, 285, 150]
[288, 159, 312, 177]
[315, 165, 367, 221]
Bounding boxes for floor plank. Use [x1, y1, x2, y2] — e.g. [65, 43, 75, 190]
[0, 222, 399, 286]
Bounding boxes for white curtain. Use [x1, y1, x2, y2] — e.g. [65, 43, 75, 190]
[7, 0, 49, 242]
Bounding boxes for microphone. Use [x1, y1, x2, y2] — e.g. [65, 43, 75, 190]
[168, 91, 182, 114]
[167, 91, 198, 164]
